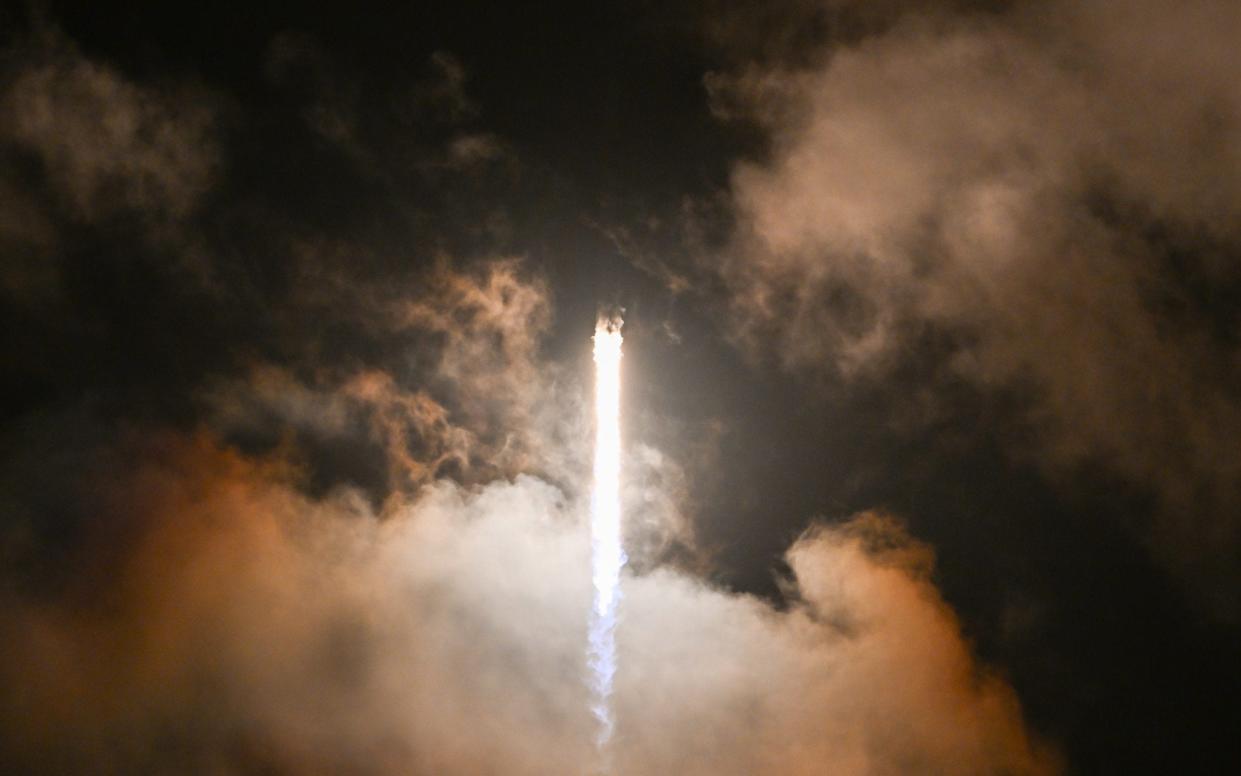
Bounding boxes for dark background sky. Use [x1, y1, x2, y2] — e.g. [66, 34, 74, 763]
[2, 1, 1240, 773]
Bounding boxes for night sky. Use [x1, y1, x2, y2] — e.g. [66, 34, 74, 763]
[2, 1, 1240, 773]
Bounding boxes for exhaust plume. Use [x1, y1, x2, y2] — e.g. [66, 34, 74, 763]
[589, 315, 625, 762]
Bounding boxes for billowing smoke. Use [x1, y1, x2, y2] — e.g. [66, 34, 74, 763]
[0, 433, 1057, 774]
[0, 234, 1056, 772]
[709, 0, 1241, 612]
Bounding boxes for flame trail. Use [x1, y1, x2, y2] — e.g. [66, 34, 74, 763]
[589, 316, 625, 760]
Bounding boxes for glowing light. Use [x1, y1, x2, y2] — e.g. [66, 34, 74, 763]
[589, 315, 625, 759]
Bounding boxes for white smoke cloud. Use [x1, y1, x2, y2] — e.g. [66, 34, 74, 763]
[0, 434, 1057, 774]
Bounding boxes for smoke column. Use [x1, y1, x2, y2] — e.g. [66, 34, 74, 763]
[589, 316, 625, 761]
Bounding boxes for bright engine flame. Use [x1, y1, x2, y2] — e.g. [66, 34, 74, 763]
[589, 316, 625, 757]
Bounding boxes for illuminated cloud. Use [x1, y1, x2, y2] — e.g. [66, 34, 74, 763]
[712, 0, 1241, 611]
[204, 255, 556, 495]
[0, 434, 1057, 774]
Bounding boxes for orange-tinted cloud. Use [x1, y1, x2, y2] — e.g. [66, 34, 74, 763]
[0, 432, 1057, 774]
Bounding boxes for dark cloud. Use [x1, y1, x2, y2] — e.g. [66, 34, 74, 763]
[0, 28, 222, 310]
[2, 43, 219, 224]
